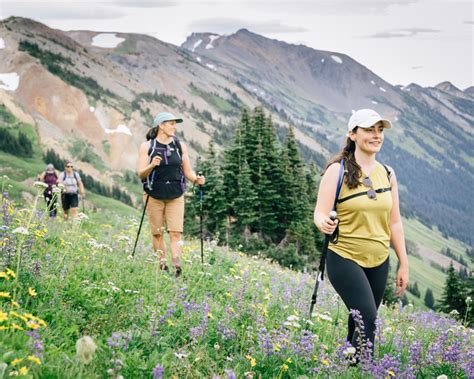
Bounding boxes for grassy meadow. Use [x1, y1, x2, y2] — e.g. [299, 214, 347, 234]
[0, 177, 473, 378]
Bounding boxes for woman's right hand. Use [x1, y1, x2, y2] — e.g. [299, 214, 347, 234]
[151, 156, 162, 167]
[318, 215, 339, 235]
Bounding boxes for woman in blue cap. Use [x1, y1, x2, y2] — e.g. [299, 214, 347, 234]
[137, 112, 205, 277]
[314, 109, 409, 361]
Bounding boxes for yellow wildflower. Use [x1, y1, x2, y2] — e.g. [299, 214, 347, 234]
[387, 370, 395, 377]
[274, 344, 281, 352]
[281, 364, 289, 372]
[10, 311, 28, 322]
[11, 301, 20, 308]
[27, 355, 41, 365]
[166, 319, 174, 327]
[207, 312, 214, 320]
[26, 320, 40, 330]
[11, 358, 23, 365]
[28, 287, 37, 297]
[0, 272, 9, 280]
[286, 358, 292, 364]
[0, 311, 8, 322]
[19, 367, 29, 375]
[322, 359, 330, 366]
[12, 323, 23, 330]
[245, 355, 256, 367]
[0, 326, 9, 331]
[0, 292, 11, 298]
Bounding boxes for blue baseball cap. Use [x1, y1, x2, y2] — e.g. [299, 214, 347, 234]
[153, 112, 183, 127]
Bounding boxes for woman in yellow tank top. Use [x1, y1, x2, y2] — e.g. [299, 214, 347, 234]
[314, 109, 409, 362]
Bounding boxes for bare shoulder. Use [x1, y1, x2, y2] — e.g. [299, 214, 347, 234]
[324, 162, 342, 178]
[139, 141, 151, 152]
[180, 141, 188, 153]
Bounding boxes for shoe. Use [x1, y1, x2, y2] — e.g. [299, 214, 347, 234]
[175, 267, 182, 278]
[159, 262, 169, 271]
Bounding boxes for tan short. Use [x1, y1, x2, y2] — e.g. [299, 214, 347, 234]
[145, 194, 184, 235]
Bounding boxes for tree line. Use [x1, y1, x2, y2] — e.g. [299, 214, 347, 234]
[184, 107, 324, 270]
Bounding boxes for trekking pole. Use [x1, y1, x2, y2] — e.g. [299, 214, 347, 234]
[308, 211, 337, 319]
[132, 194, 150, 257]
[198, 171, 204, 264]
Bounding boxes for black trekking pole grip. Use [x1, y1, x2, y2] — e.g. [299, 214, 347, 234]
[132, 195, 150, 257]
[308, 211, 337, 319]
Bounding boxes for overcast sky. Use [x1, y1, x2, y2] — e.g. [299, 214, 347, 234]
[1, 0, 473, 89]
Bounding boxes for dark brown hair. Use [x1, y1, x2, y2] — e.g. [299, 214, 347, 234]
[146, 126, 159, 141]
[322, 128, 362, 189]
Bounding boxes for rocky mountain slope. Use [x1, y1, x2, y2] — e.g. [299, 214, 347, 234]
[1, 17, 473, 245]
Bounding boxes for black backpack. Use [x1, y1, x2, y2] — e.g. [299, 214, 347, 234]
[144, 137, 186, 200]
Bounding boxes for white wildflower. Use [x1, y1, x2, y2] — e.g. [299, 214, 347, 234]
[75, 213, 89, 222]
[34, 181, 48, 189]
[177, 240, 184, 246]
[286, 315, 300, 322]
[173, 351, 189, 359]
[12, 227, 29, 235]
[312, 312, 333, 322]
[214, 342, 220, 351]
[76, 336, 97, 364]
[52, 186, 62, 194]
[449, 309, 459, 317]
[436, 375, 448, 379]
[466, 296, 472, 305]
[343, 347, 356, 356]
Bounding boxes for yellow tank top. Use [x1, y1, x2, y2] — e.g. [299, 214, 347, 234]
[329, 162, 392, 268]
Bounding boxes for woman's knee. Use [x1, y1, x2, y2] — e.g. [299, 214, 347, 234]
[169, 231, 182, 241]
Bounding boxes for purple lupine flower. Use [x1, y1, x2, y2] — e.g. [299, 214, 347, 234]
[217, 321, 236, 340]
[226, 369, 236, 379]
[152, 364, 164, 379]
[370, 353, 402, 378]
[107, 331, 131, 350]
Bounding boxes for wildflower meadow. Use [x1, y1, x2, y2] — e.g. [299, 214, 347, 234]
[0, 177, 473, 378]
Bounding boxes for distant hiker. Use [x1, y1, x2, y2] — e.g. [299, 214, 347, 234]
[38, 163, 59, 218]
[137, 112, 205, 277]
[59, 161, 85, 221]
[314, 109, 409, 360]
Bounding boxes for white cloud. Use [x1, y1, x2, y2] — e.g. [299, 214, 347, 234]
[362, 28, 441, 39]
[187, 18, 308, 35]
[1, 2, 124, 20]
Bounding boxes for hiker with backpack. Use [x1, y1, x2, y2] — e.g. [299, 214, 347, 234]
[314, 109, 409, 361]
[137, 112, 205, 277]
[37, 163, 59, 218]
[59, 161, 85, 221]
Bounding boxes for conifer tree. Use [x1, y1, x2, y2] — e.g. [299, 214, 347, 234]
[199, 141, 227, 237]
[424, 288, 435, 309]
[438, 262, 466, 316]
[233, 160, 258, 242]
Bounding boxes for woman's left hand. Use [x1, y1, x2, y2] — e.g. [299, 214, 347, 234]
[395, 266, 409, 297]
[195, 175, 206, 185]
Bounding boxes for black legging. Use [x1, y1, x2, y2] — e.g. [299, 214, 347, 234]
[326, 250, 389, 354]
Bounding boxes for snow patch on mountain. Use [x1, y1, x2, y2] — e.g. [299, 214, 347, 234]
[92, 33, 125, 48]
[0, 73, 20, 91]
[105, 124, 132, 136]
[206, 35, 220, 49]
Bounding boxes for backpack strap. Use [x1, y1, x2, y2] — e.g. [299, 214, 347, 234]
[382, 164, 393, 186]
[333, 159, 345, 211]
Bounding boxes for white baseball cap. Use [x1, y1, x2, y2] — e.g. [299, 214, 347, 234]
[348, 109, 392, 132]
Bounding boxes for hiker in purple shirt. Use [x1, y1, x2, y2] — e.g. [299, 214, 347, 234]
[38, 163, 59, 218]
